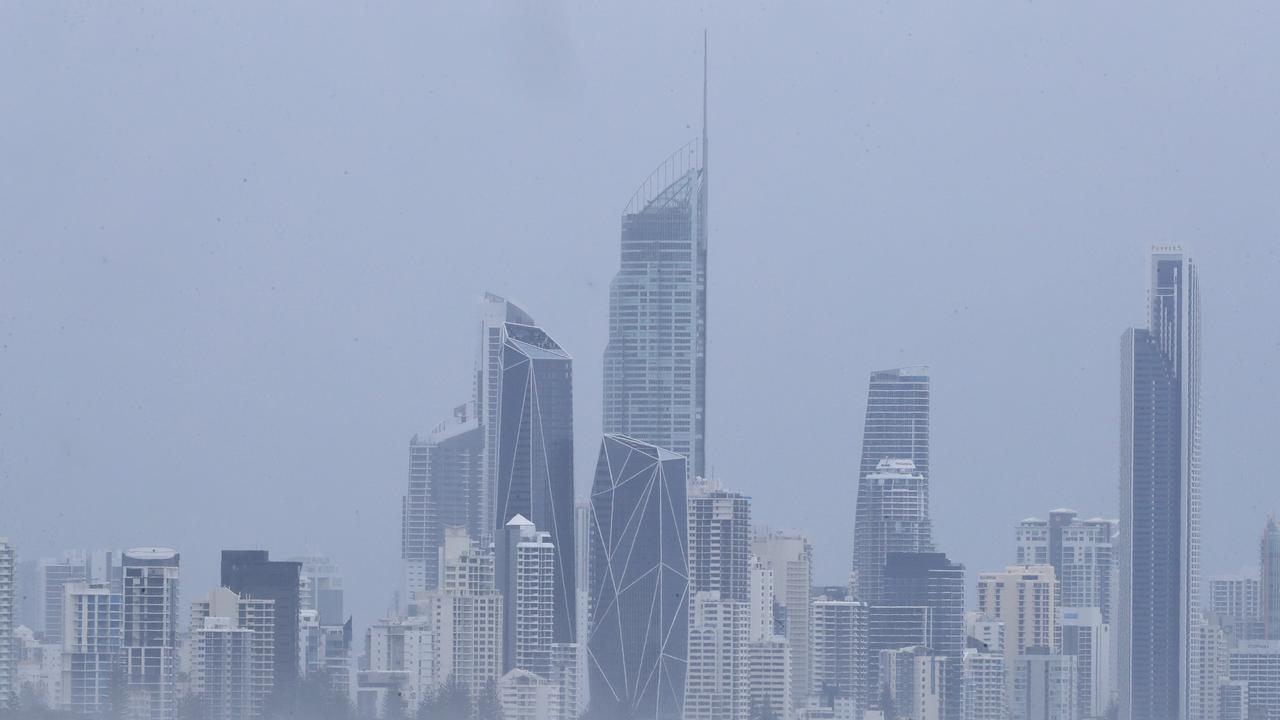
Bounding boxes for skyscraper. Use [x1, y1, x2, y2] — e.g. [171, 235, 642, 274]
[494, 319, 576, 646]
[1261, 515, 1280, 640]
[686, 479, 752, 720]
[38, 553, 88, 645]
[1015, 509, 1116, 623]
[63, 582, 122, 716]
[879, 552, 966, 720]
[858, 367, 931, 480]
[1118, 247, 1201, 720]
[1011, 650, 1077, 720]
[587, 435, 688, 720]
[1058, 607, 1112, 719]
[190, 587, 276, 720]
[976, 565, 1057, 708]
[498, 515, 556, 677]
[751, 529, 813, 711]
[402, 294, 529, 599]
[121, 548, 180, 720]
[688, 477, 751, 602]
[852, 458, 933, 604]
[811, 598, 869, 713]
[602, 43, 709, 481]
[221, 550, 302, 687]
[0, 539, 13, 713]
[291, 554, 344, 628]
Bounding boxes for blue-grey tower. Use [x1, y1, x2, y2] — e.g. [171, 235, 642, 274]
[1118, 247, 1201, 720]
[603, 37, 709, 481]
[495, 320, 577, 645]
[587, 435, 689, 720]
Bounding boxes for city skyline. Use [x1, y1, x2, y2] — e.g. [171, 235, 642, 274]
[6, 4, 1280, 719]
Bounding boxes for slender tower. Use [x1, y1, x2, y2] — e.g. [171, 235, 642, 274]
[603, 36, 709, 479]
[1118, 247, 1201, 720]
[1261, 515, 1280, 639]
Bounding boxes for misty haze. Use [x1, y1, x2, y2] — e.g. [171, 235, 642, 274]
[3, 3, 1280, 720]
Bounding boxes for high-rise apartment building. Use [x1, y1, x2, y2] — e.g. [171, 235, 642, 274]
[62, 582, 122, 716]
[752, 529, 813, 710]
[852, 459, 933, 604]
[587, 435, 688, 720]
[408, 532, 502, 702]
[292, 554, 344, 628]
[688, 478, 751, 602]
[1016, 509, 1116, 623]
[1261, 516, 1280, 641]
[963, 648, 1007, 720]
[686, 479, 751, 720]
[39, 553, 88, 645]
[191, 587, 275, 720]
[1188, 615, 1226, 720]
[811, 599, 868, 714]
[1227, 641, 1280, 720]
[880, 646, 946, 720]
[976, 565, 1057, 706]
[1119, 247, 1202, 720]
[1058, 607, 1112, 719]
[747, 637, 791, 720]
[602, 51, 709, 481]
[121, 548, 180, 720]
[685, 592, 750, 720]
[877, 552, 965, 720]
[498, 515, 555, 676]
[1011, 651, 1077, 720]
[0, 540, 14, 713]
[494, 319, 576, 648]
[221, 550, 302, 688]
[1210, 573, 1263, 645]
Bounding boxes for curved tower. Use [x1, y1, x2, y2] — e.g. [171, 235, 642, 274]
[603, 46, 708, 480]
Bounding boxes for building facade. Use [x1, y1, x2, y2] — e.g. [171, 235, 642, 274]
[853, 459, 933, 605]
[1016, 509, 1116, 623]
[602, 102, 709, 481]
[498, 515, 555, 677]
[62, 582, 122, 716]
[0, 540, 14, 713]
[752, 529, 813, 711]
[587, 435, 688, 720]
[121, 548, 180, 720]
[221, 550, 301, 688]
[494, 319, 577, 648]
[1011, 651, 1077, 720]
[1261, 516, 1280, 641]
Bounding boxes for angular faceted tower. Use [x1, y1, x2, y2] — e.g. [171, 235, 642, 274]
[587, 435, 689, 720]
[495, 321, 576, 645]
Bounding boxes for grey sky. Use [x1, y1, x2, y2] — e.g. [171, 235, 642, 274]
[3, 2, 1279, 626]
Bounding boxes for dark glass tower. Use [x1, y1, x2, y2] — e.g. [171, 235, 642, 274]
[221, 550, 302, 687]
[1118, 247, 1201, 720]
[495, 321, 576, 645]
[587, 435, 689, 720]
[1261, 515, 1280, 640]
[603, 47, 708, 481]
[880, 552, 964, 719]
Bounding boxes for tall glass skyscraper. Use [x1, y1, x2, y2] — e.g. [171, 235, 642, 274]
[587, 435, 689, 720]
[603, 52, 708, 480]
[858, 367, 931, 480]
[1260, 515, 1280, 640]
[495, 320, 576, 645]
[402, 294, 529, 598]
[1118, 247, 1201, 720]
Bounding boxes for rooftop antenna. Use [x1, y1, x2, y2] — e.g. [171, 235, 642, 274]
[702, 29, 709, 172]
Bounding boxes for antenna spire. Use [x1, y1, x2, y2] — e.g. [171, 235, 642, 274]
[702, 29, 708, 171]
